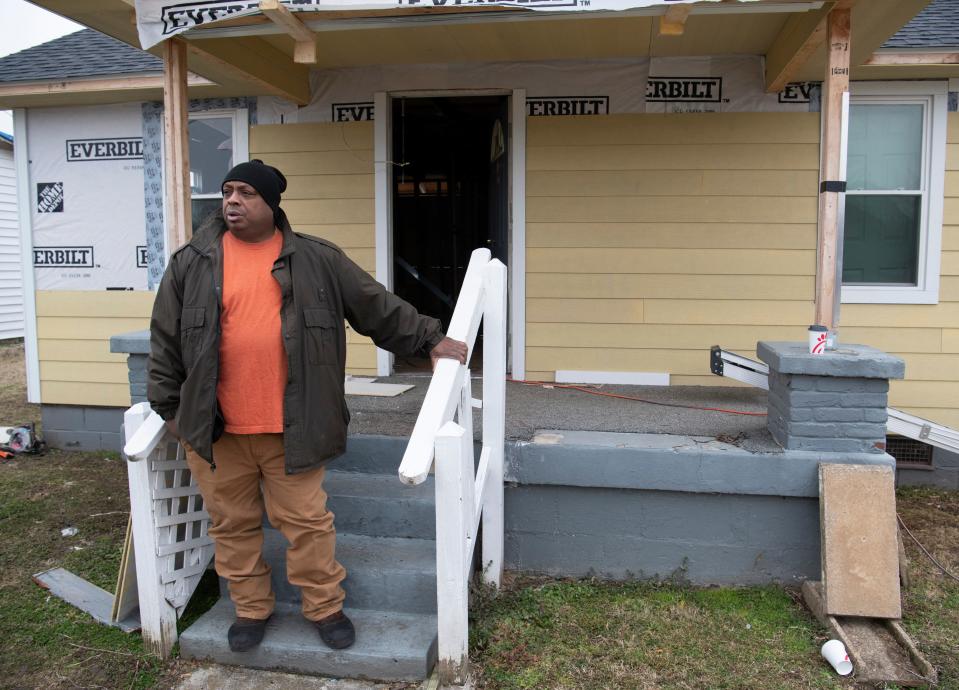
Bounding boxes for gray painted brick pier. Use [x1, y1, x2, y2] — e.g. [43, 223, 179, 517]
[758, 341, 904, 454]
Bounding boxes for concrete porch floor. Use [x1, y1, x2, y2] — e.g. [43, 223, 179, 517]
[345, 376, 779, 454]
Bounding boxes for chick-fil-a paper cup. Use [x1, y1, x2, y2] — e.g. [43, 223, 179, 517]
[808, 325, 829, 355]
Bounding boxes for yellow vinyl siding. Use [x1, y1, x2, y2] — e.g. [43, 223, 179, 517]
[526, 111, 959, 428]
[36, 291, 154, 406]
[526, 112, 820, 388]
[251, 121, 377, 374]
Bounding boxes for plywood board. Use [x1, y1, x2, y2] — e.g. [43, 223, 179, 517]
[111, 515, 139, 625]
[819, 464, 901, 619]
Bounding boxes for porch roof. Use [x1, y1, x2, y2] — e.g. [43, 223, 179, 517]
[3, 0, 942, 110]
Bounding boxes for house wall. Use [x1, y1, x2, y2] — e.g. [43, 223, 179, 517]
[526, 111, 959, 429]
[250, 121, 378, 375]
[36, 290, 153, 406]
[0, 144, 24, 340]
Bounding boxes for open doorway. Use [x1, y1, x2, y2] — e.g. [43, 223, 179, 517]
[391, 95, 509, 373]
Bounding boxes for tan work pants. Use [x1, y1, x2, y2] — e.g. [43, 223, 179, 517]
[184, 432, 346, 621]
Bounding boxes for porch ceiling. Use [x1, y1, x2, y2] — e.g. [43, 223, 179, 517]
[17, 0, 939, 108]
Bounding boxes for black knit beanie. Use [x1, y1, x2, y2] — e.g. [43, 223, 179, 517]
[222, 159, 287, 214]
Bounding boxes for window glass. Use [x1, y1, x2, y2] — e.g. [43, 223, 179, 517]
[847, 104, 923, 191]
[191, 198, 222, 231]
[189, 117, 233, 195]
[843, 195, 921, 285]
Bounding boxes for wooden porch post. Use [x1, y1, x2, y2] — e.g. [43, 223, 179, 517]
[814, 9, 851, 330]
[162, 37, 192, 253]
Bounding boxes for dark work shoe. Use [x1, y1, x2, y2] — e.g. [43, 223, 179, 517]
[313, 610, 355, 649]
[228, 615, 271, 652]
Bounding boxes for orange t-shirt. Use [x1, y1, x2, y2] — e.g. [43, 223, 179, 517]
[217, 230, 287, 434]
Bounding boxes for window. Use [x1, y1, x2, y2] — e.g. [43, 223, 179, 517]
[188, 109, 249, 231]
[841, 82, 946, 304]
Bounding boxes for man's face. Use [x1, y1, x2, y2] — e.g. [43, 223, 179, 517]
[221, 181, 274, 240]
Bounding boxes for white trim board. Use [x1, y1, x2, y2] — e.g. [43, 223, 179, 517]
[14, 109, 40, 403]
[555, 371, 670, 386]
[373, 88, 526, 378]
[510, 88, 526, 380]
[373, 91, 394, 376]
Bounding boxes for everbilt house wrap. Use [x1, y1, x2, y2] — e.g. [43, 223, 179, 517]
[1, 0, 957, 448]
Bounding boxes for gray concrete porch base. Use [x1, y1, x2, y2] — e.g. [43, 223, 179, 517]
[503, 430, 894, 585]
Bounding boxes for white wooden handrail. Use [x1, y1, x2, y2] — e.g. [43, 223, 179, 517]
[123, 402, 167, 460]
[396, 248, 508, 685]
[398, 247, 492, 485]
[122, 403, 215, 658]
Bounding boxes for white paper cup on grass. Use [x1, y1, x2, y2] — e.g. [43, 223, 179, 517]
[821, 639, 853, 676]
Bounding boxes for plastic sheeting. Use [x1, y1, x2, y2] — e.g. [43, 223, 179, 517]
[28, 104, 148, 291]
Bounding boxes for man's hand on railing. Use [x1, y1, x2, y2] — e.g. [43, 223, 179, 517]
[430, 337, 468, 371]
[164, 419, 180, 440]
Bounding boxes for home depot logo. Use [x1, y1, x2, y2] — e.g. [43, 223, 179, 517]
[37, 182, 64, 213]
[646, 77, 723, 103]
[333, 102, 374, 122]
[66, 137, 144, 162]
[527, 97, 609, 116]
[160, 1, 319, 34]
[33, 246, 95, 268]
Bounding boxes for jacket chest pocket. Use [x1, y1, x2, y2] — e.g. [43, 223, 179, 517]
[304, 308, 337, 365]
[180, 307, 206, 370]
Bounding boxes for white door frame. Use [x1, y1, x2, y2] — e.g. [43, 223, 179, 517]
[373, 89, 526, 378]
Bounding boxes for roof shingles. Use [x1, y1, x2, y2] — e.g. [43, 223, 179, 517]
[883, 0, 959, 49]
[0, 29, 161, 84]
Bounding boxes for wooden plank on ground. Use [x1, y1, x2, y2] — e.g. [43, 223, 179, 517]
[802, 581, 935, 687]
[34, 568, 139, 633]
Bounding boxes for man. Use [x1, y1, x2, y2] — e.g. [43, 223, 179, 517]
[148, 159, 467, 653]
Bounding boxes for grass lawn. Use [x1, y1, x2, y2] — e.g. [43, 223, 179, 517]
[1, 340, 956, 688]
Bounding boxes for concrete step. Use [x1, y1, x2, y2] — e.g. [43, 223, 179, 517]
[254, 532, 437, 615]
[333, 435, 409, 475]
[324, 471, 436, 540]
[179, 600, 438, 682]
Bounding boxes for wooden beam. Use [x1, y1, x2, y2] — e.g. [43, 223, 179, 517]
[765, 2, 832, 93]
[162, 38, 192, 252]
[259, 0, 318, 64]
[658, 4, 692, 37]
[0, 73, 212, 100]
[865, 51, 959, 66]
[765, 1, 856, 93]
[185, 36, 311, 105]
[815, 8, 851, 331]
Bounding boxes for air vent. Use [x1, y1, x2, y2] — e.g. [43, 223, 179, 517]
[887, 436, 933, 469]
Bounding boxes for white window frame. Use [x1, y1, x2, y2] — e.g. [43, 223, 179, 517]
[188, 108, 249, 203]
[840, 81, 946, 305]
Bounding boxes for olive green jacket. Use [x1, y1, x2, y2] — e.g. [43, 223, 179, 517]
[147, 211, 444, 473]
